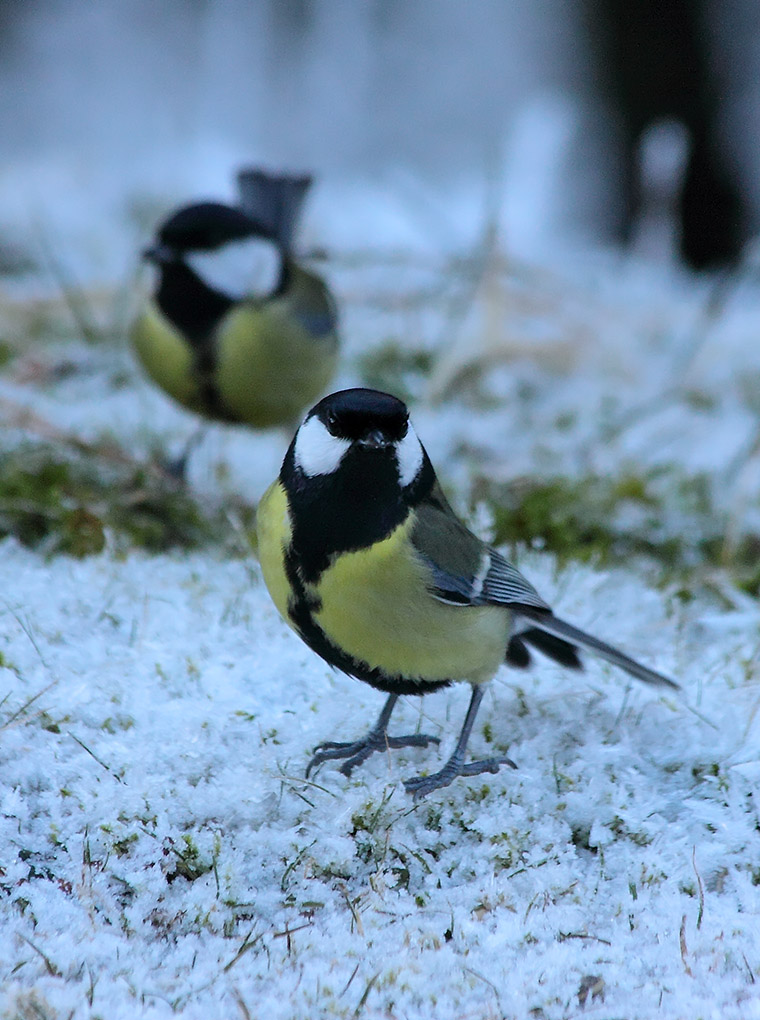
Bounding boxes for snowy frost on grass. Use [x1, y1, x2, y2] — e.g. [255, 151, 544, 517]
[1, 224, 760, 1017]
[0, 540, 758, 1019]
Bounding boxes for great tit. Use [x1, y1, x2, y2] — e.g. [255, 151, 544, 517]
[131, 170, 339, 435]
[256, 388, 678, 798]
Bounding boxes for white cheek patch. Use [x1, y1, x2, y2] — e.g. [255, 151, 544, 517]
[186, 236, 281, 301]
[294, 415, 351, 476]
[396, 424, 424, 487]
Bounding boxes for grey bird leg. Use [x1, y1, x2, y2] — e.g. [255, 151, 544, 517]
[403, 685, 517, 798]
[306, 693, 440, 778]
[165, 425, 207, 481]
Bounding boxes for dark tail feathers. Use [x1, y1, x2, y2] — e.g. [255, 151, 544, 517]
[237, 168, 312, 252]
[512, 610, 679, 690]
[507, 628, 583, 670]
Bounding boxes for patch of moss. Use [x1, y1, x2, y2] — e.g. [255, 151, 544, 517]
[37, 711, 70, 734]
[0, 650, 20, 675]
[0, 340, 15, 369]
[570, 825, 595, 852]
[471, 467, 749, 585]
[474, 472, 672, 568]
[609, 815, 651, 846]
[109, 475, 218, 553]
[0, 452, 105, 554]
[0, 441, 247, 557]
[113, 833, 139, 858]
[165, 834, 212, 884]
[730, 535, 760, 597]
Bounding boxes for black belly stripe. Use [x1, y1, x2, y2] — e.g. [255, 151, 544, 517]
[196, 369, 237, 422]
[154, 260, 245, 421]
[283, 547, 451, 696]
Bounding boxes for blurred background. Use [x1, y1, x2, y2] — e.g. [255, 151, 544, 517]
[2, 0, 760, 278]
[5, 9, 760, 1012]
[2, 0, 760, 579]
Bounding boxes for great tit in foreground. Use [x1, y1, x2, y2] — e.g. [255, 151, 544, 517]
[131, 169, 339, 435]
[256, 388, 679, 798]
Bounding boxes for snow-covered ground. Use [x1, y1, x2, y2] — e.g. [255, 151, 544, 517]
[1, 198, 760, 1018]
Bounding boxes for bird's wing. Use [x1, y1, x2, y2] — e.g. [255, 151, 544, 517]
[283, 264, 340, 338]
[411, 496, 678, 690]
[410, 497, 550, 612]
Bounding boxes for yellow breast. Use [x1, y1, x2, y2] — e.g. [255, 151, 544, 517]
[131, 302, 205, 412]
[255, 480, 295, 626]
[132, 296, 337, 428]
[215, 302, 337, 427]
[313, 517, 510, 685]
[256, 484, 511, 686]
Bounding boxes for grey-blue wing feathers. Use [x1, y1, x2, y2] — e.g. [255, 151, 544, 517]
[411, 502, 678, 690]
[411, 499, 549, 611]
[478, 549, 551, 610]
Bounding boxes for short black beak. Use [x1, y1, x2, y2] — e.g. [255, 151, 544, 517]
[141, 242, 174, 264]
[359, 429, 389, 450]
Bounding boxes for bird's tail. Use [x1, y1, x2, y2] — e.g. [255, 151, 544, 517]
[513, 609, 679, 689]
[236, 168, 312, 252]
[507, 628, 582, 670]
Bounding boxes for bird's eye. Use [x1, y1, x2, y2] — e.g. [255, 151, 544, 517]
[325, 410, 339, 435]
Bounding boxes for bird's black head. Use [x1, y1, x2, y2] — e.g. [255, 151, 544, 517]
[315, 388, 410, 447]
[144, 202, 269, 262]
[282, 389, 435, 578]
[141, 201, 283, 331]
[291, 388, 425, 484]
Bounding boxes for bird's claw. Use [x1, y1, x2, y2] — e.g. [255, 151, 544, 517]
[403, 754, 517, 799]
[306, 731, 440, 778]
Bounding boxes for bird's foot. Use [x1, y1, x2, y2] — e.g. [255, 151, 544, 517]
[403, 754, 517, 799]
[160, 427, 207, 483]
[306, 730, 440, 778]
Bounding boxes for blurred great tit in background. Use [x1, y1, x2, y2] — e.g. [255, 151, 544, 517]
[256, 388, 678, 798]
[131, 169, 339, 440]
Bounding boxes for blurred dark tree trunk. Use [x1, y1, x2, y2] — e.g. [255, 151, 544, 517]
[583, 0, 747, 269]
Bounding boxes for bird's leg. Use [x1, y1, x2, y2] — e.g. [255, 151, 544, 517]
[306, 694, 440, 778]
[403, 685, 517, 799]
[164, 426, 207, 481]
